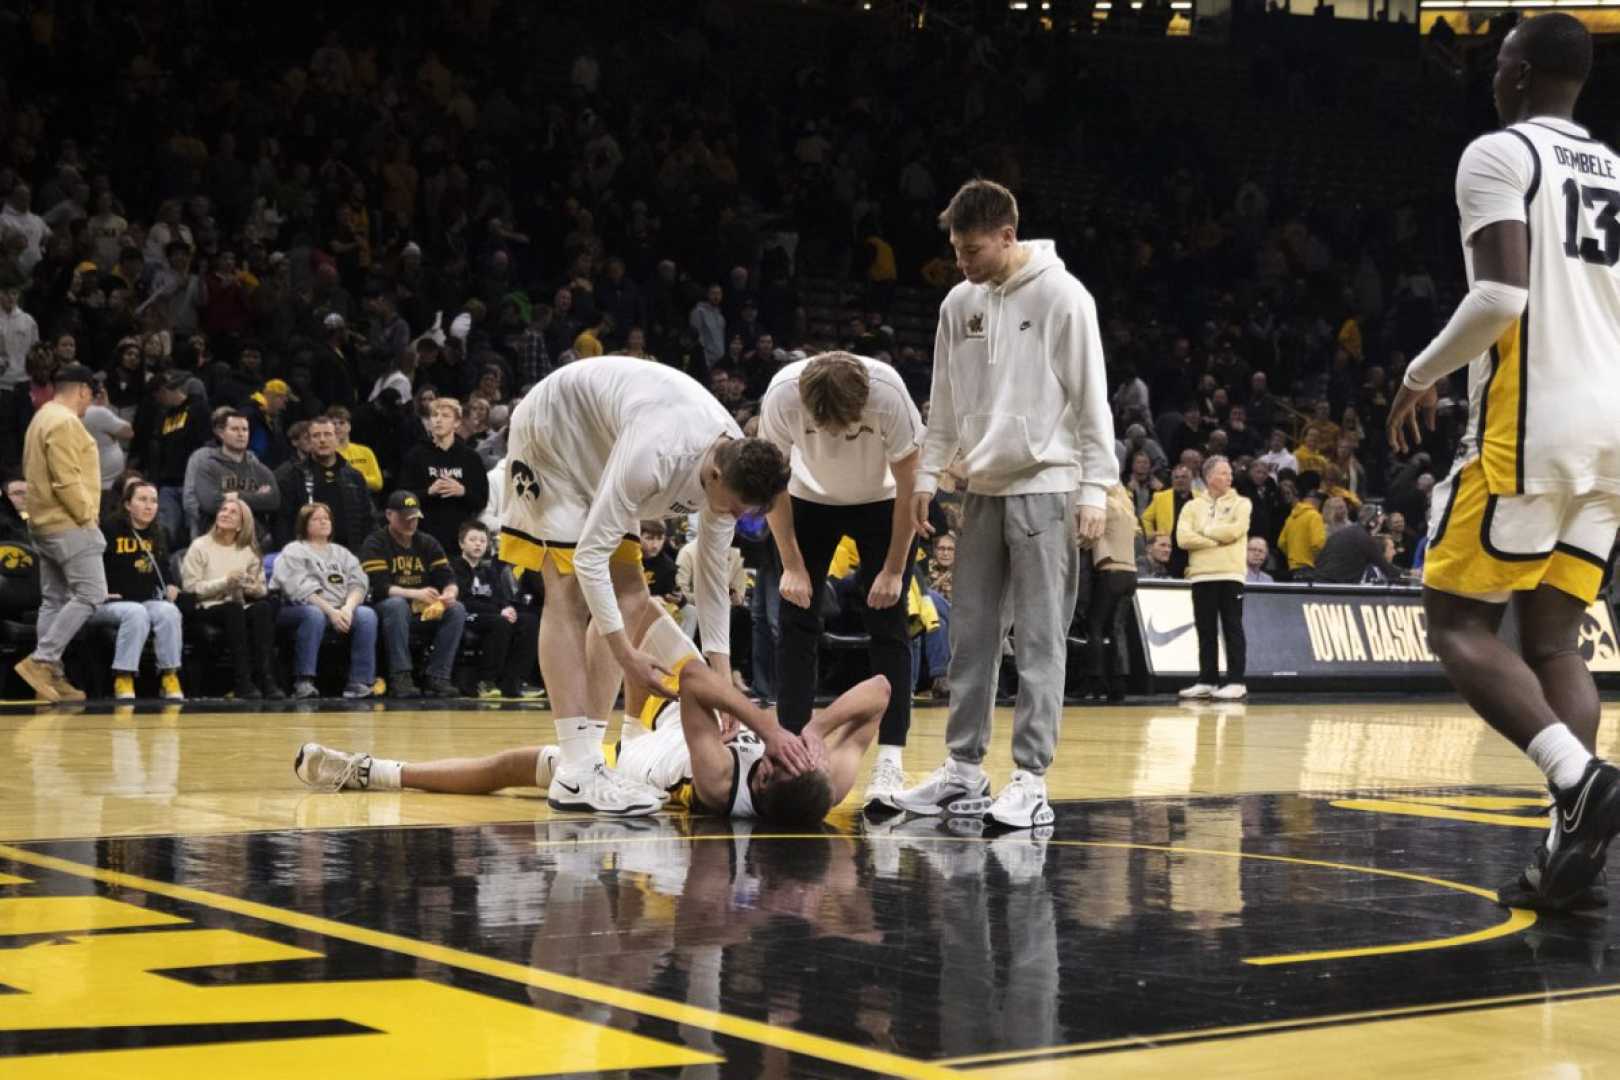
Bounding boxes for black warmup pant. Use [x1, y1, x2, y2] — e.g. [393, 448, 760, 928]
[466, 614, 515, 685]
[1085, 570, 1137, 692]
[775, 496, 914, 746]
[195, 598, 277, 688]
[1191, 579, 1246, 685]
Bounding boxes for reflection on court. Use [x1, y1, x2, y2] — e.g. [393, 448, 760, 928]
[0, 698, 1616, 1077]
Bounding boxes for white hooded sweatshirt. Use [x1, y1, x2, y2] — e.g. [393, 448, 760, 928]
[917, 240, 1117, 506]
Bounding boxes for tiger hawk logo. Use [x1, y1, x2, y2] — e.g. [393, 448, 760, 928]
[1578, 612, 1618, 663]
[0, 546, 33, 570]
[965, 313, 986, 338]
[510, 460, 541, 500]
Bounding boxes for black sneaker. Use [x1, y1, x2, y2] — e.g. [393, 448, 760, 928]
[1497, 834, 1609, 913]
[387, 671, 421, 699]
[1541, 759, 1620, 906]
[424, 676, 461, 698]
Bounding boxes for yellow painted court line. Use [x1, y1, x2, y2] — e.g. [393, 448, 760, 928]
[1332, 798, 1549, 830]
[936, 981, 1620, 1067]
[1244, 906, 1535, 965]
[0, 843, 956, 1080]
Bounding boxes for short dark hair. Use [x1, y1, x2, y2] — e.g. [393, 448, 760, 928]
[1519, 12, 1592, 83]
[715, 438, 790, 509]
[937, 178, 1019, 235]
[213, 408, 247, 432]
[326, 405, 352, 422]
[458, 520, 488, 543]
[752, 768, 835, 829]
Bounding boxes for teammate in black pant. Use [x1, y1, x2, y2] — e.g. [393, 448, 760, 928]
[760, 351, 924, 812]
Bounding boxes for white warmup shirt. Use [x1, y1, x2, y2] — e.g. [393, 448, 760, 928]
[1447, 118, 1620, 496]
[758, 355, 923, 505]
[509, 356, 742, 654]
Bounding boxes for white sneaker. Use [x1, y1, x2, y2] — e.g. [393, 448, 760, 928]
[986, 769, 1055, 829]
[548, 762, 664, 817]
[294, 742, 373, 791]
[534, 745, 560, 788]
[1211, 683, 1248, 700]
[891, 758, 992, 817]
[863, 757, 908, 813]
[1179, 683, 1217, 699]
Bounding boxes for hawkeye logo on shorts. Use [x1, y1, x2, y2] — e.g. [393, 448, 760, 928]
[510, 460, 540, 500]
[966, 313, 985, 339]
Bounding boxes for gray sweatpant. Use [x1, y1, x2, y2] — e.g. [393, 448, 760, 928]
[32, 526, 109, 667]
[945, 491, 1079, 774]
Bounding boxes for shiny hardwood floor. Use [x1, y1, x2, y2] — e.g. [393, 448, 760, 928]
[1, 696, 1618, 1078]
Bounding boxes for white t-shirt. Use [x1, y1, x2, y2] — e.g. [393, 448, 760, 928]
[1453, 119, 1620, 495]
[759, 356, 923, 505]
[82, 405, 128, 490]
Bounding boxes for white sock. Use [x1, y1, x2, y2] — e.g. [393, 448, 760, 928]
[621, 712, 640, 740]
[1527, 724, 1593, 792]
[876, 745, 903, 769]
[368, 758, 403, 791]
[556, 717, 608, 770]
[950, 758, 983, 783]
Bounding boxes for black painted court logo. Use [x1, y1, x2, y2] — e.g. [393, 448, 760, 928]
[510, 460, 541, 500]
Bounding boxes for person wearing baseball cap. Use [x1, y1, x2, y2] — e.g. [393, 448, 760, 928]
[14, 361, 107, 702]
[357, 490, 466, 698]
[244, 377, 296, 467]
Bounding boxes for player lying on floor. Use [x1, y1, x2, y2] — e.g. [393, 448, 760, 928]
[294, 611, 889, 826]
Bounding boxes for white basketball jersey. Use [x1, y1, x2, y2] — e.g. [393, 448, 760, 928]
[1455, 118, 1620, 496]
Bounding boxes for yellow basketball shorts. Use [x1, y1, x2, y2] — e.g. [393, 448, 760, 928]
[1424, 458, 1620, 605]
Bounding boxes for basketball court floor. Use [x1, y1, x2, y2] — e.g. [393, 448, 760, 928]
[1, 696, 1617, 1077]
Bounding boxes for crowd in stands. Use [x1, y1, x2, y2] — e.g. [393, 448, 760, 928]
[0, 0, 1566, 701]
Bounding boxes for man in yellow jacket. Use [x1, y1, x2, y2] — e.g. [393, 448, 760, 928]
[1141, 464, 1195, 578]
[1278, 489, 1327, 575]
[15, 363, 107, 702]
[1176, 456, 1252, 700]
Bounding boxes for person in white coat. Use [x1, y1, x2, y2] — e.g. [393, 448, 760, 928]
[896, 179, 1117, 829]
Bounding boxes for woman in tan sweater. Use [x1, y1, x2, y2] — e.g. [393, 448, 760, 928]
[182, 496, 283, 699]
[1081, 484, 1140, 703]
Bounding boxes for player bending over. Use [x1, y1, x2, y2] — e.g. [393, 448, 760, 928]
[294, 611, 888, 827]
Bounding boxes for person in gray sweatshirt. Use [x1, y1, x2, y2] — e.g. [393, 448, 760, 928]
[182, 408, 280, 541]
[271, 501, 376, 698]
[894, 179, 1117, 830]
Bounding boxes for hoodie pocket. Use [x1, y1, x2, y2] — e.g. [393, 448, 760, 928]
[960, 413, 1038, 482]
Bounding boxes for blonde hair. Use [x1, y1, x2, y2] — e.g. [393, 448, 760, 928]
[799, 351, 869, 430]
[431, 396, 463, 421]
[211, 496, 260, 551]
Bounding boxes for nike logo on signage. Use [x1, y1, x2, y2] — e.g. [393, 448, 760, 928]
[558, 781, 581, 795]
[1145, 618, 1195, 648]
[1561, 768, 1598, 834]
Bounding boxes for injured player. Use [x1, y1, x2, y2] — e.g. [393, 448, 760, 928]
[294, 610, 888, 827]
